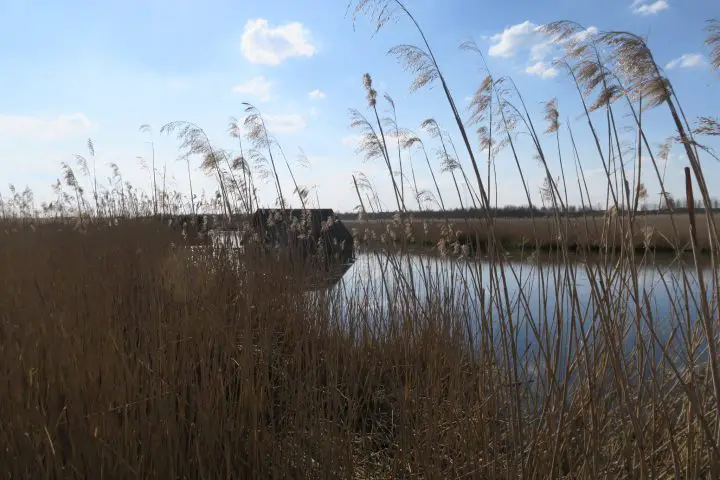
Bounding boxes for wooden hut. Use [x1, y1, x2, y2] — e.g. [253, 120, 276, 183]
[250, 209, 354, 264]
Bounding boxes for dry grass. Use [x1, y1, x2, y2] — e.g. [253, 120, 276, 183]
[1, 218, 719, 478]
[347, 212, 719, 253]
[0, 220, 488, 478]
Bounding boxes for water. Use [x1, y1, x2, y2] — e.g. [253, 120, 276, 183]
[209, 230, 719, 374]
[323, 251, 719, 376]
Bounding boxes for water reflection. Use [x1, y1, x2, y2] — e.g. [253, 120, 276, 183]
[209, 230, 356, 290]
[205, 230, 719, 384]
[210, 229, 717, 357]
[323, 251, 718, 367]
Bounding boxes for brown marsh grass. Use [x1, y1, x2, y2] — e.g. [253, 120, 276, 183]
[0, 215, 718, 478]
[0, 220, 496, 478]
[346, 213, 720, 253]
[1, 3, 720, 478]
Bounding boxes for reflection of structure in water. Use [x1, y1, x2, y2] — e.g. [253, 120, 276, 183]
[250, 209, 354, 264]
[304, 259, 355, 291]
[249, 209, 355, 290]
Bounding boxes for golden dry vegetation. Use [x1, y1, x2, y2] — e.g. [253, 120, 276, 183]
[347, 212, 720, 253]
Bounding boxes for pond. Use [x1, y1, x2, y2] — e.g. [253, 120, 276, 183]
[211, 230, 719, 375]
[324, 250, 719, 376]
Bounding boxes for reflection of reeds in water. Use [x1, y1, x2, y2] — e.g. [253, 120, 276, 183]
[1, 2, 720, 477]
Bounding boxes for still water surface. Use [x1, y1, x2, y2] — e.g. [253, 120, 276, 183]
[324, 251, 719, 367]
[212, 231, 718, 365]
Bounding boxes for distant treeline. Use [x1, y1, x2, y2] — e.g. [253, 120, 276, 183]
[120, 201, 720, 228]
[335, 203, 720, 221]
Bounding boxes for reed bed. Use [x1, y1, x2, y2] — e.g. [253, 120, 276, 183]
[346, 213, 719, 253]
[1, 2, 720, 478]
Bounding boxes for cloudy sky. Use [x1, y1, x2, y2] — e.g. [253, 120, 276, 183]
[0, 0, 718, 213]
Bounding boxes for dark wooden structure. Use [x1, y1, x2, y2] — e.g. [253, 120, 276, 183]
[250, 209, 354, 265]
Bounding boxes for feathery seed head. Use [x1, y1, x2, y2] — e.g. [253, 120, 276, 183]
[384, 92, 396, 111]
[544, 98, 560, 133]
[589, 84, 623, 112]
[347, 0, 403, 35]
[389, 44, 439, 92]
[707, 19, 720, 71]
[362, 73, 378, 107]
[541, 21, 583, 44]
[420, 118, 441, 138]
[437, 238, 448, 257]
[363, 73, 373, 90]
[598, 31, 671, 107]
[402, 135, 422, 150]
[367, 88, 377, 107]
[694, 117, 720, 137]
[642, 226, 655, 248]
[658, 137, 673, 162]
[467, 75, 494, 125]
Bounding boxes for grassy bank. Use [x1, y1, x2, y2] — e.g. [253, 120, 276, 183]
[346, 212, 720, 254]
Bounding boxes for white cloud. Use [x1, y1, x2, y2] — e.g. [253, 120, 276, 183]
[530, 42, 552, 62]
[0, 113, 97, 141]
[240, 18, 316, 66]
[489, 21, 543, 58]
[264, 113, 306, 133]
[631, 0, 669, 15]
[487, 21, 595, 80]
[666, 53, 706, 70]
[526, 62, 559, 79]
[489, 22, 598, 59]
[570, 26, 598, 43]
[232, 76, 273, 101]
[308, 89, 327, 100]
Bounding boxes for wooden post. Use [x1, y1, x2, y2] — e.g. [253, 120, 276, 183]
[685, 167, 697, 247]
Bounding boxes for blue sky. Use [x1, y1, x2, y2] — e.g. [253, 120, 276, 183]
[0, 0, 718, 213]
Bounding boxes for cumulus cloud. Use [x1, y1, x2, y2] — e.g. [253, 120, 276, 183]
[488, 21, 594, 80]
[571, 26, 599, 43]
[232, 76, 273, 101]
[240, 19, 316, 66]
[0, 113, 97, 141]
[264, 113, 306, 133]
[488, 21, 543, 58]
[526, 62, 559, 79]
[666, 53, 706, 69]
[308, 89, 327, 100]
[631, 0, 669, 15]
